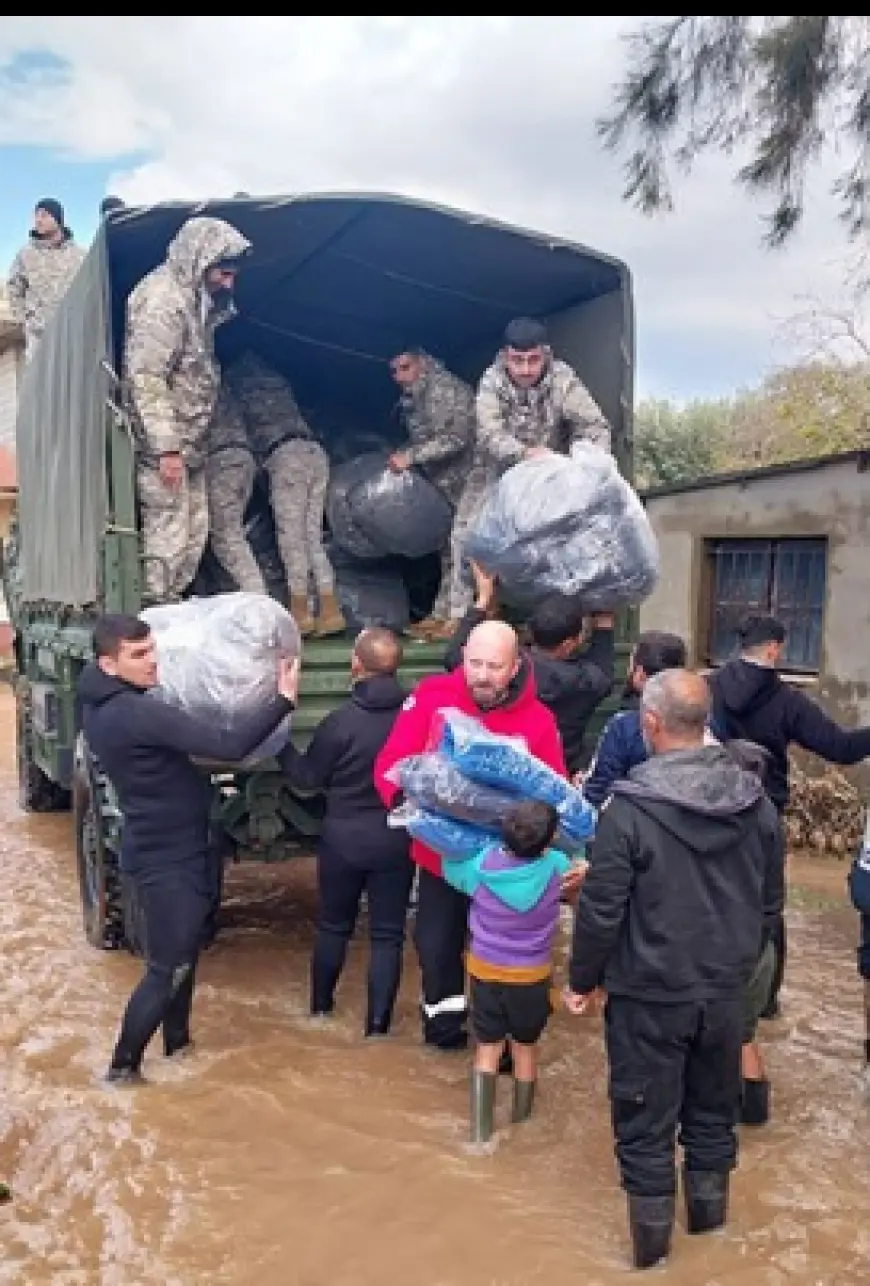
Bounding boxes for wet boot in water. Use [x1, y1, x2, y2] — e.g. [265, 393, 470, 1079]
[313, 591, 347, 638]
[627, 1194, 674, 1269]
[511, 1078, 536, 1124]
[741, 1077, 771, 1125]
[684, 1168, 729, 1234]
[470, 1070, 497, 1144]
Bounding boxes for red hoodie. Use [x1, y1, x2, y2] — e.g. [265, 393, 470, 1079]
[374, 660, 567, 877]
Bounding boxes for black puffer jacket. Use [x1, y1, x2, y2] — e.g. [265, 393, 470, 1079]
[570, 745, 783, 1002]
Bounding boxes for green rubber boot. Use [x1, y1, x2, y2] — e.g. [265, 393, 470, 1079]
[470, 1070, 497, 1144]
[511, 1078, 536, 1124]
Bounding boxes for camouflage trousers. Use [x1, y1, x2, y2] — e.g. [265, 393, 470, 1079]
[443, 464, 495, 619]
[138, 462, 209, 602]
[205, 447, 266, 595]
[265, 439, 334, 597]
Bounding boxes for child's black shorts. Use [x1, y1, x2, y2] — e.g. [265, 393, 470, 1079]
[469, 976, 552, 1045]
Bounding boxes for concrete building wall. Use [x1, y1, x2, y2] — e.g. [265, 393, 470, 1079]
[641, 454, 870, 781]
[0, 346, 22, 452]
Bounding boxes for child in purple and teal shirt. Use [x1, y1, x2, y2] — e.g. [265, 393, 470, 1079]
[440, 799, 586, 1144]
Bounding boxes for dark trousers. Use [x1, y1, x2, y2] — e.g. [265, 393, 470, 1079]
[312, 843, 415, 1029]
[764, 912, 787, 1012]
[605, 995, 743, 1198]
[413, 867, 470, 1048]
[111, 869, 212, 1071]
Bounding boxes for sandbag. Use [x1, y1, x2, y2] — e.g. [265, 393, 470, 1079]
[464, 443, 659, 611]
[141, 592, 300, 765]
[430, 707, 597, 846]
[327, 451, 452, 560]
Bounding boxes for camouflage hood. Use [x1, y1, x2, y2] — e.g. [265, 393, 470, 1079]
[165, 217, 251, 291]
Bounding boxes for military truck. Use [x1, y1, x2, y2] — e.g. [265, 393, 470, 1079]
[3, 191, 637, 955]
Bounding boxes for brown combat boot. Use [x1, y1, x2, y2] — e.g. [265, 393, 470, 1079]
[405, 617, 443, 640]
[290, 594, 317, 638]
[314, 591, 346, 638]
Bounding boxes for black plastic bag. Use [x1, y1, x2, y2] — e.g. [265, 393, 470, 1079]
[464, 444, 659, 611]
[328, 546, 411, 633]
[327, 451, 452, 561]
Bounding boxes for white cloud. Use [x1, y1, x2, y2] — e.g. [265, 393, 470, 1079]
[0, 15, 858, 398]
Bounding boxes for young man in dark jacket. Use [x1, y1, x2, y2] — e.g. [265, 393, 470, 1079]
[582, 630, 687, 805]
[444, 561, 615, 775]
[710, 613, 870, 1016]
[280, 628, 414, 1036]
[565, 669, 780, 1271]
[77, 613, 297, 1083]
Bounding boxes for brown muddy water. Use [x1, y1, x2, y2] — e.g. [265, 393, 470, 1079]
[1, 688, 869, 1285]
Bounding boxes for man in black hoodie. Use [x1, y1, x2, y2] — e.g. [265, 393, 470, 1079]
[565, 669, 780, 1271]
[710, 613, 870, 1016]
[444, 560, 614, 774]
[77, 613, 298, 1084]
[280, 628, 414, 1036]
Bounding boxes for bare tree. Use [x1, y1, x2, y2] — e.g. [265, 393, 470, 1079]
[599, 17, 870, 247]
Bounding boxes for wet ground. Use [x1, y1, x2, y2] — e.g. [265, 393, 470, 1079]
[1, 688, 869, 1285]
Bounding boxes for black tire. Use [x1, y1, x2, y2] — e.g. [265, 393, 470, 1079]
[17, 682, 70, 813]
[73, 738, 124, 950]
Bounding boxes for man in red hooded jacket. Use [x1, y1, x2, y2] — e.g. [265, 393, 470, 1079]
[375, 619, 567, 1050]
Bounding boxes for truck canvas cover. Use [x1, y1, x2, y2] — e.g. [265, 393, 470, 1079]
[14, 192, 633, 609]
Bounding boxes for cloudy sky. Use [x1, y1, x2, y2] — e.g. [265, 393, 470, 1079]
[0, 16, 859, 401]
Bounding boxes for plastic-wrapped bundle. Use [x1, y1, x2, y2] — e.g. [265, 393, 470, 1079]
[463, 443, 659, 611]
[386, 752, 519, 829]
[387, 800, 497, 861]
[141, 592, 300, 765]
[331, 558, 411, 633]
[326, 451, 452, 561]
[431, 708, 597, 845]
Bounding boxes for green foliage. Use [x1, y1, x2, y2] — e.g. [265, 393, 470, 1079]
[600, 16, 870, 245]
[635, 359, 870, 489]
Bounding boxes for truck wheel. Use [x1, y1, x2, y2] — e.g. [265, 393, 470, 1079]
[72, 742, 124, 950]
[17, 682, 69, 813]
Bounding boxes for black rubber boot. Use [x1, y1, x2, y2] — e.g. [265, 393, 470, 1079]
[627, 1194, 674, 1269]
[470, 1070, 497, 1145]
[684, 1168, 729, 1235]
[105, 1065, 146, 1087]
[741, 1078, 771, 1126]
[511, 1078, 536, 1124]
[365, 1013, 391, 1038]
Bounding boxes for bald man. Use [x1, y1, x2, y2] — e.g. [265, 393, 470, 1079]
[280, 628, 414, 1036]
[375, 618, 567, 1051]
[565, 669, 781, 1270]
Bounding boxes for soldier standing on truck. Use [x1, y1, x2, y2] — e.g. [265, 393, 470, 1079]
[123, 215, 252, 604]
[386, 348, 476, 640]
[219, 350, 346, 637]
[441, 317, 613, 636]
[6, 198, 85, 363]
[76, 613, 300, 1084]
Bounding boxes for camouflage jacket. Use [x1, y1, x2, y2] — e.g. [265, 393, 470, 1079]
[207, 385, 251, 456]
[6, 233, 85, 358]
[398, 356, 475, 505]
[122, 216, 251, 468]
[224, 350, 313, 460]
[475, 355, 611, 471]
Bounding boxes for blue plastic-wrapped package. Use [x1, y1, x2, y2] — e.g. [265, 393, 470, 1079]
[386, 751, 518, 828]
[432, 708, 597, 845]
[387, 801, 497, 861]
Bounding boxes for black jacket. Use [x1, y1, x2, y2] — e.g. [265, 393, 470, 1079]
[77, 664, 292, 875]
[569, 745, 783, 1003]
[445, 608, 614, 773]
[710, 658, 870, 811]
[280, 674, 411, 867]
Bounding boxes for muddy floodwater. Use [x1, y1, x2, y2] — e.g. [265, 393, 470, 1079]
[1, 688, 869, 1285]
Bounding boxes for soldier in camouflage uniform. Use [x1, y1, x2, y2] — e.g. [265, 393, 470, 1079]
[223, 351, 346, 637]
[6, 198, 85, 363]
[387, 348, 476, 638]
[444, 317, 613, 631]
[205, 386, 266, 595]
[123, 215, 252, 603]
